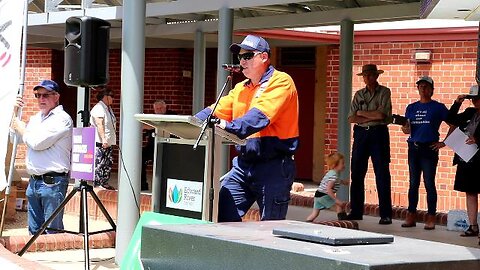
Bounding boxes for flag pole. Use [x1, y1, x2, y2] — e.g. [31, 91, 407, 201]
[0, 0, 29, 236]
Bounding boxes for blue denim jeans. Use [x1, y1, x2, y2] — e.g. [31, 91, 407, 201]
[218, 156, 295, 222]
[26, 175, 69, 235]
[407, 142, 439, 215]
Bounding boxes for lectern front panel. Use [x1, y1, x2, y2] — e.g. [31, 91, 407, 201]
[159, 144, 206, 219]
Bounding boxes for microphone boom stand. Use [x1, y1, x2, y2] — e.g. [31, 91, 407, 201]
[193, 72, 233, 222]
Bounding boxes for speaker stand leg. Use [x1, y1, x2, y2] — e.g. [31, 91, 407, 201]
[18, 181, 116, 270]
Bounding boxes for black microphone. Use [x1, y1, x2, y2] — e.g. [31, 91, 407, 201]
[222, 64, 242, 73]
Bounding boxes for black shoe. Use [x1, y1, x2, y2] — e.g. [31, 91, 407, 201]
[379, 217, 392, 225]
[337, 212, 348, 220]
[345, 213, 363, 220]
[101, 184, 116, 190]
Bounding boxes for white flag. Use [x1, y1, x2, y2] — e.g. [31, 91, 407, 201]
[0, 0, 24, 191]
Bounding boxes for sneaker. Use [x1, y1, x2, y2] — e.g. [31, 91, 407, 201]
[379, 217, 392, 225]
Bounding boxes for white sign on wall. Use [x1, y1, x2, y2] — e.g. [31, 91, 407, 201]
[165, 178, 203, 213]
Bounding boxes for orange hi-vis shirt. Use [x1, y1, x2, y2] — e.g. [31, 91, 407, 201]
[198, 65, 299, 161]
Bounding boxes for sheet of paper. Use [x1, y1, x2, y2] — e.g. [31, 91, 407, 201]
[444, 127, 479, 162]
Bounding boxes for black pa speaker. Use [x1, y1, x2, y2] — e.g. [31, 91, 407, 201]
[64, 16, 111, 87]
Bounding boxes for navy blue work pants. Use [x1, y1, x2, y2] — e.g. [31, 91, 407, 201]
[350, 125, 392, 219]
[218, 156, 295, 222]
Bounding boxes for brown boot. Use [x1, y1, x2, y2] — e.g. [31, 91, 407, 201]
[424, 214, 436, 230]
[401, 212, 416, 227]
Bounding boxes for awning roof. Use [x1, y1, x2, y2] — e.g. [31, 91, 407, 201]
[420, 0, 480, 20]
[25, 1, 479, 50]
[26, 0, 424, 49]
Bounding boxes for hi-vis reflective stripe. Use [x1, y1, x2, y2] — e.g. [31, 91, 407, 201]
[254, 81, 269, 98]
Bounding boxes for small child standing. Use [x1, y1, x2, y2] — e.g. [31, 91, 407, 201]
[306, 152, 349, 222]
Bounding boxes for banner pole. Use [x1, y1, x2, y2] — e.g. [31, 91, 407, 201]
[0, 0, 29, 236]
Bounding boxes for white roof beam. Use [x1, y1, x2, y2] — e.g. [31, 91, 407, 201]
[144, 0, 313, 17]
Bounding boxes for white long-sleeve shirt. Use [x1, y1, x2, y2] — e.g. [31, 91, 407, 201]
[89, 101, 117, 146]
[22, 105, 73, 175]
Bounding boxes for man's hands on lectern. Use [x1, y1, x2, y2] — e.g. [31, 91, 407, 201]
[217, 119, 227, 129]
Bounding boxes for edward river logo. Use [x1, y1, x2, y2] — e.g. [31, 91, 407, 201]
[168, 185, 183, 204]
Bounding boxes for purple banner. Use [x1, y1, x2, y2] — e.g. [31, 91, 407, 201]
[71, 127, 96, 181]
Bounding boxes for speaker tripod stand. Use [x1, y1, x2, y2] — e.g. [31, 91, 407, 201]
[18, 179, 116, 268]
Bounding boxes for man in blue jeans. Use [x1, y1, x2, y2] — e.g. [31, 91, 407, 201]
[401, 76, 449, 230]
[347, 64, 393, 225]
[11, 79, 72, 234]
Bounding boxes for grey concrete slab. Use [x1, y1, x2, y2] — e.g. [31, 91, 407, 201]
[142, 220, 480, 270]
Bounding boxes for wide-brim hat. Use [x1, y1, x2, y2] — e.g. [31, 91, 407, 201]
[33, 79, 60, 93]
[356, 64, 384, 76]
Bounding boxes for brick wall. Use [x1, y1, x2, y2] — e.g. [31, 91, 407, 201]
[16, 47, 219, 171]
[18, 38, 478, 213]
[325, 40, 478, 212]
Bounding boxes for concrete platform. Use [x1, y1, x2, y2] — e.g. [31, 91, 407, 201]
[141, 220, 480, 270]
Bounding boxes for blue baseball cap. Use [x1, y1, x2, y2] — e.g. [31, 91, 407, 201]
[230, 35, 270, 54]
[33, 79, 60, 92]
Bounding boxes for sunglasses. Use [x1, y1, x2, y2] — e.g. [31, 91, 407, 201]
[237, 51, 262, 61]
[34, 93, 56, 99]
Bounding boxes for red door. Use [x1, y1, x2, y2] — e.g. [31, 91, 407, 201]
[279, 67, 315, 181]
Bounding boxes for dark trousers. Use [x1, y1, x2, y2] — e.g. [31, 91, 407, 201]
[350, 125, 392, 218]
[218, 156, 295, 222]
[407, 142, 439, 215]
[141, 145, 154, 189]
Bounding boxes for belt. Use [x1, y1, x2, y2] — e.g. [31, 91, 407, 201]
[409, 141, 435, 147]
[96, 142, 114, 148]
[354, 124, 387, 131]
[32, 171, 68, 180]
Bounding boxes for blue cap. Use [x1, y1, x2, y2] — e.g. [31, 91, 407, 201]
[230, 35, 270, 54]
[33, 80, 60, 92]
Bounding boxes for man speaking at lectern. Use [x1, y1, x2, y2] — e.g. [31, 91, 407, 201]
[195, 35, 299, 222]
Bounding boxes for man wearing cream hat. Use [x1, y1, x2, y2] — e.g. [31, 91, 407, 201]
[347, 64, 393, 225]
